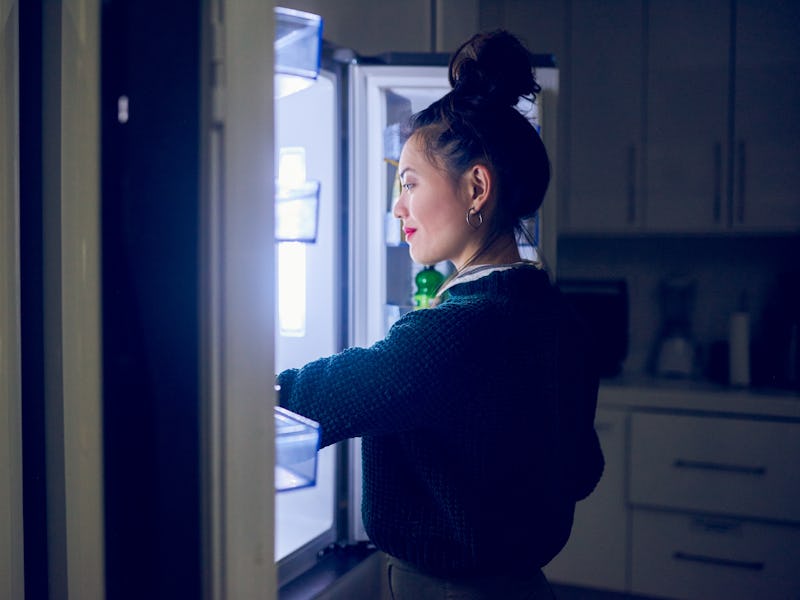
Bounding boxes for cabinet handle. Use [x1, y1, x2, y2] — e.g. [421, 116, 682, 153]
[713, 142, 722, 223]
[626, 145, 636, 224]
[736, 141, 746, 223]
[673, 459, 766, 476]
[691, 516, 742, 534]
[673, 552, 764, 572]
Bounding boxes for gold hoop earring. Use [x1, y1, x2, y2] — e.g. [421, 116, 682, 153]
[466, 207, 483, 229]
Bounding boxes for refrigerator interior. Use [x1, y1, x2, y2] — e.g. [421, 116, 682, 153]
[349, 65, 451, 350]
[347, 62, 559, 541]
[347, 64, 452, 540]
[274, 71, 340, 563]
[272, 58, 560, 564]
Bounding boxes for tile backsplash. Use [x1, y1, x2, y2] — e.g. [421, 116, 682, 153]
[556, 235, 800, 385]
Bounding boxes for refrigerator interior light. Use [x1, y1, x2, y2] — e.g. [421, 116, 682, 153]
[278, 242, 307, 337]
[275, 7, 323, 99]
[274, 406, 320, 492]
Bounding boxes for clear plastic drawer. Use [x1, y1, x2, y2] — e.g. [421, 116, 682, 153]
[275, 7, 323, 98]
[275, 406, 320, 492]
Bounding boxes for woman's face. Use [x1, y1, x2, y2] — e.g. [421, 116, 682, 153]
[393, 136, 477, 268]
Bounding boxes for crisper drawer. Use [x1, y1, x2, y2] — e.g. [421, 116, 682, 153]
[629, 412, 800, 522]
[631, 509, 800, 599]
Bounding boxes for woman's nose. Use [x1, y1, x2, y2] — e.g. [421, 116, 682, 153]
[393, 190, 407, 219]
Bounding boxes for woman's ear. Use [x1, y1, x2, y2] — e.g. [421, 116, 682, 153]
[467, 164, 492, 212]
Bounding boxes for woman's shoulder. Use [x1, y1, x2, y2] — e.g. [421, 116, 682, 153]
[444, 263, 553, 302]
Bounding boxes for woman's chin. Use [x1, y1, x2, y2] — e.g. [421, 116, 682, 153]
[408, 250, 431, 266]
[408, 245, 447, 267]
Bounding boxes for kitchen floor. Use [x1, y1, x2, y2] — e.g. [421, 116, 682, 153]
[552, 584, 655, 599]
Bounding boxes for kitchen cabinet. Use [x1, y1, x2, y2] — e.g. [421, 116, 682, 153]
[564, 0, 800, 235]
[731, 0, 800, 232]
[546, 383, 800, 599]
[563, 0, 645, 233]
[278, 0, 435, 55]
[631, 510, 800, 600]
[544, 408, 628, 591]
[629, 412, 800, 599]
[644, 0, 731, 233]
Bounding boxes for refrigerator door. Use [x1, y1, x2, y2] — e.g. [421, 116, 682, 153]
[274, 69, 341, 578]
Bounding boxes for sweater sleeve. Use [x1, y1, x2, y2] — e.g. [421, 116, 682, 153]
[276, 303, 472, 448]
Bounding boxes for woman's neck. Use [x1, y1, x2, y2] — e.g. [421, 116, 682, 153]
[455, 235, 521, 270]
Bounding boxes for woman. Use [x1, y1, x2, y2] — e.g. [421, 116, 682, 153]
[277, 30, 604, 599]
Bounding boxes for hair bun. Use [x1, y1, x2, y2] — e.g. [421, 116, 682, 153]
[448, 30, 540, 107]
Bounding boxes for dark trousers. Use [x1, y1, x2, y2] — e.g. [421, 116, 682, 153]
[385, 554, 556, 600]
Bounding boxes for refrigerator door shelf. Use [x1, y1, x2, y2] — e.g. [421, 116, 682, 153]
[275, 406, 320, 492]
[275, 7, 323, 98]
[275, 180, 321, 242]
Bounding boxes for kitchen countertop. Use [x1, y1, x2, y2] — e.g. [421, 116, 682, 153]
[598, 375, 800, 421]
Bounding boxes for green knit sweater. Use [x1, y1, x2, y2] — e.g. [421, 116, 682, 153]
[277, 265, 603, 576]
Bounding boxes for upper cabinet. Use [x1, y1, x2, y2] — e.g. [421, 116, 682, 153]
[564, 0, 645, 233]
[732, 0, 800, 232]
[277, 0, 435, 55]
[563, 0, 800, 235]
[644, 0, 731, 233]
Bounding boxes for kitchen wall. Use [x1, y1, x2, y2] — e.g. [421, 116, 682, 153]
[558, 235, 800, 383]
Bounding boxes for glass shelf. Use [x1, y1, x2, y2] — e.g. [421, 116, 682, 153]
[275, 406, 320, 492]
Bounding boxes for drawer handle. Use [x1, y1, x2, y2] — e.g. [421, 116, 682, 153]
[673, 551, 764, 572]
[673, 459, 766, 476]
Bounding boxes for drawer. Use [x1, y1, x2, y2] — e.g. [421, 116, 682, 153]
[631, 509, 800, 600]
[629, 412, 800, 522]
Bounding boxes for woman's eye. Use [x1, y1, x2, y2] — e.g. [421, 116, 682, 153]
[402, 183, 414, 192]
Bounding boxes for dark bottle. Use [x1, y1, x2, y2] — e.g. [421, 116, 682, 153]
[413, 265, 445, 309]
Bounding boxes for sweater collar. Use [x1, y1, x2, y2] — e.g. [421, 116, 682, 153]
[437, 261, 543, 298]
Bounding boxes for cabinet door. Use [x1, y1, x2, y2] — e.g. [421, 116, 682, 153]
[644, 0, 731, 232]
[544, 409, 628, 592]
[279, 0, 433, 54]
[564, 0, 644, 233]
[732, 0, 800, 232]
[631, 510, 800, 600]
[629, 412, 800, 523]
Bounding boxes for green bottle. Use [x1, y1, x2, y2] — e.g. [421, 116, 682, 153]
[413, 265, 445, 309]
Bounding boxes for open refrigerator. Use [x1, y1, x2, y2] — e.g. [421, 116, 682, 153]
[273, 8, 559, 588]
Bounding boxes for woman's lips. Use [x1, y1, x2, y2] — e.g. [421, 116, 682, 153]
[404, 227, 417, 240]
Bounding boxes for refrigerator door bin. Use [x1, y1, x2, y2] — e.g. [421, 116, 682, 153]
[275, 180, 321, 242]
[275, 7, 323, 98]
[275, 406, 320, 492]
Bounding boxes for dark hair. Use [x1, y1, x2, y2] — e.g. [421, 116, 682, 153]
[405, 30, 550, 269]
